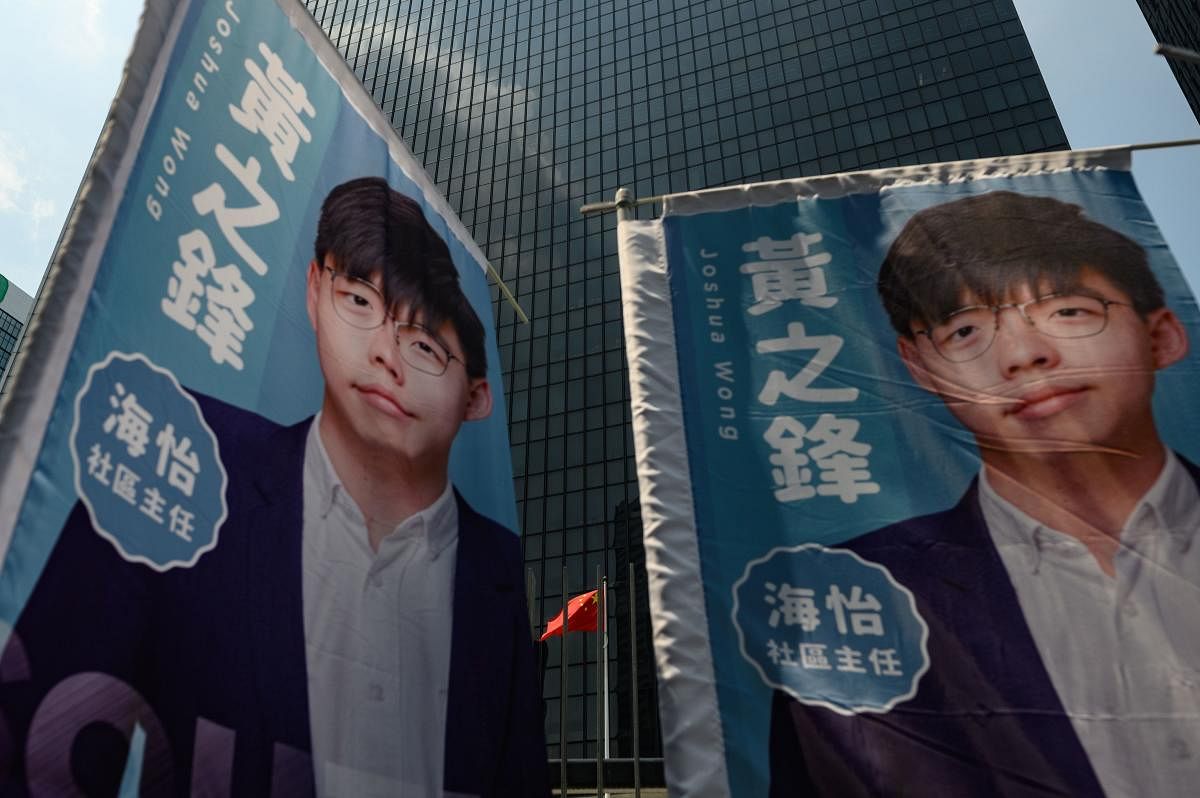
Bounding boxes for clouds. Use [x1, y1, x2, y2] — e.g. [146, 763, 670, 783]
[26, 0, 117, 65]
[0, 135, 29, 213]
[56, 0, 111, 63]
[1, 0, 142, 294]
[0, 128, 61, 283]
[31, 199, 56, 222]
[0, 132, 55, 221]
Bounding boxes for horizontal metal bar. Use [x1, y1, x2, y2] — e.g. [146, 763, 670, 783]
[579, 194, 662, 216]
[577, 139, 1200, 219]
[1156, 43, 1200, 65]
[547, 758, 666, 789]
[1126, 136, 1200, 153]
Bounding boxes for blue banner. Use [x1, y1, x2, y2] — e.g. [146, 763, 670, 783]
[0, 1, 546, 794]
[619, 152, 1200, 797]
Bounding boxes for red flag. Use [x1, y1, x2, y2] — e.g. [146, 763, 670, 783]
[539, 589, 599, 641]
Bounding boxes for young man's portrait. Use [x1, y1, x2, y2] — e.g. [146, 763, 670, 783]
[0, 178, 548, 797]
[769, 190, 1200, 798]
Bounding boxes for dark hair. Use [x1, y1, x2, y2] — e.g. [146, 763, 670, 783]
[314, 177, 487, 378]
[877, 191, 1164, 337]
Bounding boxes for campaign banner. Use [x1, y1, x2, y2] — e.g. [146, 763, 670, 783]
[0, 1, 546, 795]
[618, 150, 1200, 797]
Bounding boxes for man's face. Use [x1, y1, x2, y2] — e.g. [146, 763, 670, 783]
[305, 256, 492, 466]
[898, 269, 1188, 457]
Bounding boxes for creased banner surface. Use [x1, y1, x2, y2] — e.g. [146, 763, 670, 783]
[618, 151, 1200, 798]
[0, 1, 547, 795]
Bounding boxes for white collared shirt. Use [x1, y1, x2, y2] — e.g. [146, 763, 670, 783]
[980, 451, 1200, 798]
[301, 415, 458, 797]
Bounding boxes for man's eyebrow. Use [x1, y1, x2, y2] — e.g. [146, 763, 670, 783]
[1059, 286, 1105, 300]
[933, 284, 1103, 320]
[421, 325, 453, 354]
[394, 313, 455, 355]
[339, 269, 385, 293]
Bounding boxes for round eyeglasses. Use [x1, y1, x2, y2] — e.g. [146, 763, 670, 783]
[915, 293, 1130, 363]
[324, 268, 460, 376]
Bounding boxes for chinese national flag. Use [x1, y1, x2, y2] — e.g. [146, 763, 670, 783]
[539, 589, 600, 641]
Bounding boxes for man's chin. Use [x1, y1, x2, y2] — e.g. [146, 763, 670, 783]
[972, 430, 1139, 459]
[326, 407, 406, 453]
[350, 430, 423, 465]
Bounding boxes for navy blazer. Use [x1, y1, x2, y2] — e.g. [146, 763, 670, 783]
[1, 395, 548, 797]
[768, 476, 1143, 797]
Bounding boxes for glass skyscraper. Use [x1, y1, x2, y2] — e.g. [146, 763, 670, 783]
[302, 0, 1068, 764]
[0, 275, 34, 397]
[1136, 0, 1200, 123]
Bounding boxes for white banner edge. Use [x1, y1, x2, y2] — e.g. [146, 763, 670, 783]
[617, 217, 732, 798]
[661, 147, 1134, 216]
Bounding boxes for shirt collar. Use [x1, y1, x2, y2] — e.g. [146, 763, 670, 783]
[979, 451, 1199, 574]
[303, 412, 459, 559]
[387, 480, 458, 560]
[979, 471, 1086, 574]
[305, 412, 341, 520]
[1122, 450, 1197, 553]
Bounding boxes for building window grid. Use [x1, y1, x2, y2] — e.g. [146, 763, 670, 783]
[0, 309, 23, 384]
[388, 39, 1056, 205]
[0, 310, 22, 338]
[1135, 1, 1200, 123]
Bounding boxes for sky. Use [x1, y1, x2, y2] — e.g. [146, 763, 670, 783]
[1, 0, 1197, 298]
[0, 0, 144, 296]
[1012, 0, 1200, 293]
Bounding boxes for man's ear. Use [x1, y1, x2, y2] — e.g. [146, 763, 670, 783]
[464, 378, 493, 421]
[306, 259, 321, 330]
[1147, 307, 1189, 370]
[897, 335, 940, 394]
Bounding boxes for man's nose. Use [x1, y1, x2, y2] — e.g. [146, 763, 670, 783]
[992, 307, 1060, 377]
[368, 323, 406, 380]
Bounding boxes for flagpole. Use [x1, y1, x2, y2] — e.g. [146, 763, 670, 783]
[629, 562, 641, 798]
[602, 576, 610, 769]
[560, 566, 569, 797]
[526, 568, 537, 641]
[595, 565, 604, 798]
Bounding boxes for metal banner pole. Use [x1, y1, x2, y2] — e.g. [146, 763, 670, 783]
[629, 562, 641, 798]
[560, 567, 569, 797]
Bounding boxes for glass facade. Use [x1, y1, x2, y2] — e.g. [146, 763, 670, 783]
[0, 308, 21, 385]
[1136, 0, 1200, 124]
[303, 0, 1067, 761]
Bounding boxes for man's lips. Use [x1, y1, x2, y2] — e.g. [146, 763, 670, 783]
[1004, 385, 1088, 420]
[355, 385, 414, 419]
